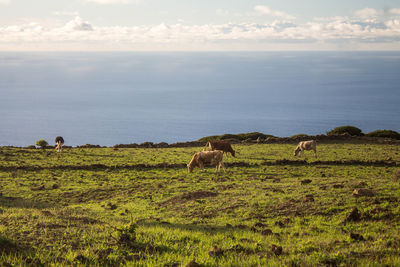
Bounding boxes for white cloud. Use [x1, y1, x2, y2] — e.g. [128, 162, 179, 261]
[254, 5, 296, 20]
[1, 15, 400, 51]
[0, 0, 10, 4]
[385, 19, 400, 29]
[354, 8, 380, 19]
[388, 8, 400, 15]
[63, 16, 93, 31]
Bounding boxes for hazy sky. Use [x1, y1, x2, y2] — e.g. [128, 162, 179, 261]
[1, 0, 400, 50]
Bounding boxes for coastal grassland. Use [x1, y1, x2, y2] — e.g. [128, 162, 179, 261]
[0, 143, 399, 266]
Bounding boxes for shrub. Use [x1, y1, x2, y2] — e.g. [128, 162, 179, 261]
[290, 134, 310, 139]
[35, 139, 49, 149]
[199, 132, 276, 142]
[198, 135, 221, 143]
[366, 130, 400, 140]
[327, 126, 363, 136]
[237, 132, 269, 140]
[116, 222, 137, 248]
[220, 134, 241, 140]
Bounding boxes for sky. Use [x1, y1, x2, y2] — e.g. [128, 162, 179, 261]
[1, 0, 400, 51]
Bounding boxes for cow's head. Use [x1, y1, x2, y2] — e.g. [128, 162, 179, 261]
[187, 163, 194, 173]
[294, 147, 300, 156]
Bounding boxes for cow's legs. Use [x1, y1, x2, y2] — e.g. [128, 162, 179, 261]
[220, 161, 226, 172]
[199, 162, 205, 172]
[55, 142, 61, 152]
[313, 148, 317, 157]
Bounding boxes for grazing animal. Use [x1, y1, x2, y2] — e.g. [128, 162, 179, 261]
[55, 136, 64, 153]
[187, 150, 225, 173]
[294, 140, 317, 157]
[204, 140, 235, 157]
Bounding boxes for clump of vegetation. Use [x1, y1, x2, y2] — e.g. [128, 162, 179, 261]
[290, 134, 310, 139]
[366, 130, 400, 139]
[115, 222, 137, 248]
[35, 139, 48, 149]
[198, 132, 275, 142]
[327, 126, 363, 136]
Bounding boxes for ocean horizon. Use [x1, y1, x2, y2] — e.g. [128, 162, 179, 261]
[1, 51, 399, 147]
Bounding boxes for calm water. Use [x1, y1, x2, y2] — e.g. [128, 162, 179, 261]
[0, 52, 399, 146]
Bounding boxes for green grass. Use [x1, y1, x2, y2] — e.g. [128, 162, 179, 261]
[0, 144, 399, 266]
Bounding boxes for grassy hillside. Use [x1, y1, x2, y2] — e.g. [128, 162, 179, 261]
[0, 144, 399, 266]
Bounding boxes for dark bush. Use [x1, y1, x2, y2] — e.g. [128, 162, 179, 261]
[220, 134, 240, 140]
[199, 132, 275, 142]
[236, 132, 269, 140]
[35, 139, 49, 149]
[198, 135, 222, 142]
[366, 130, 400, 140]
[327, 126, 363, 136]
[290, 134, 310, 139]
[76, 144, 102, 148]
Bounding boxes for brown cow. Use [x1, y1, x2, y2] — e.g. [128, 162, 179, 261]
[204, 140, 235, 157]
[187, 150, 225, 173]
[294, 140, 317, 157]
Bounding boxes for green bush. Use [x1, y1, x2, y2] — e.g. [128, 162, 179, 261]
[198, 135, 221, 143]
[219, 134, 241, 140]
[366, 130, 400, 139]
[198, 132, 275, 142]
[327, 126, 363, 136]
[116, 222, 137, 248]
[35, 139, 49, 149]
[290, 134, 310, 139]
[236, 132, 269, 140]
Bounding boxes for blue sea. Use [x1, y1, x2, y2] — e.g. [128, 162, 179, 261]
[0, 51, 399, 147]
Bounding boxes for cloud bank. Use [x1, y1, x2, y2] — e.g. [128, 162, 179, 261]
[1, 7, 400, 51]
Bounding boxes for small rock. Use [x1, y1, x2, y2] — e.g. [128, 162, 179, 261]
[344, 208, 361, 222]
[261, 229, 273, 236]
[353, 188, 374, 197]
[271, 244, 283, 255]
[186, 260, 200, 267]
[333, 184, 344, 188]
[350, 232, 365, 241]
[208, 246, 224, 257]
[301, 179, 312, 185]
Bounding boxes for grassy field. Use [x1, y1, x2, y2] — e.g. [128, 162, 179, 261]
[0, 143, 399, 266]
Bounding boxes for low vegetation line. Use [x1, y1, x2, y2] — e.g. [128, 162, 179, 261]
[266, 159, 398, 166]
[0, 159, 396, 172]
